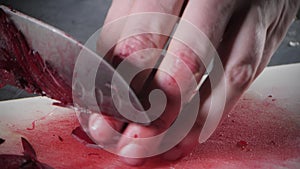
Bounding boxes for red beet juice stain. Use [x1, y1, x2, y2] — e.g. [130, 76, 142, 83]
[236, 140, 248, 150]
[26, 121, 36, 130]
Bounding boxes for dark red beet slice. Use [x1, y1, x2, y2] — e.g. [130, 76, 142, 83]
[58, 136, 63, 142]
[0, 138, 5, 145]
[0, 155, 53, 169]
[0, 155, 31, 169]
[21, 137, 37, 159]
[0, 8, 72, 106]
[71, 126, 96, 146]
[0, 137, 54, 169]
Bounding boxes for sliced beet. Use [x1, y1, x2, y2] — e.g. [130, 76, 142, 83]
[0, 138, 5, 145]
[0, 137, 54, 169]
[58, 136, 63, 142]
[71, 126, 96, 146]
[0, 154, 52, 169]
[0, 154, 30, 169]
[21, 137, 37, 159]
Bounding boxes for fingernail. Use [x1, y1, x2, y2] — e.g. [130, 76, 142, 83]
[119, 144, 146, 166]
[89, 114, 102, 132]
[163, 147, 183, 161]
[88, 114, 111, 143]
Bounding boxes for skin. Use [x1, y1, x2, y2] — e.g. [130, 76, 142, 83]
[91, 0, 300, 166]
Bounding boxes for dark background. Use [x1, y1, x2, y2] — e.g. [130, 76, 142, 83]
[0, 0, 299, 100]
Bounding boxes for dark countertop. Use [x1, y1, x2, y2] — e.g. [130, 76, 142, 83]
[0, 0, 299, 100]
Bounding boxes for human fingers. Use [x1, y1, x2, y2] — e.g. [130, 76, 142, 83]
[116, 0, 237, 164]
[163, 2, 270, 160]
[111, 0, 185, 92]
[89, 0, 134, 145]
[156, 0, 237, 106]
[91, 0, 185, 161]
[97, 0, 134, 60]
[255, 0, 300, 76]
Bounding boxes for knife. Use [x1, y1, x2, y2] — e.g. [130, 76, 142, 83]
[0, 5, 150, 134]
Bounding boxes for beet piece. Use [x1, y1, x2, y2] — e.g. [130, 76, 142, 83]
[0, 8, 72, 105]
[58, 136, 63, 142]
[0, 154, 53, 169]
[21, 137, 37, 159]
[72, 126, 96, 146]
[0, 138, 5, 145]
[0, 155, 31, 169]
[0, 137, 54, 169]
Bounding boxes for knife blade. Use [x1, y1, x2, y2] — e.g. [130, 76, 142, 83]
[0, 5, 150, 132]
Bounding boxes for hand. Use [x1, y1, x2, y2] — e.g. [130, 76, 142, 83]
[91, 0, 300, 165]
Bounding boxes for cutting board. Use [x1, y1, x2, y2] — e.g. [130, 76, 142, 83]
[0, 64, 299, 169]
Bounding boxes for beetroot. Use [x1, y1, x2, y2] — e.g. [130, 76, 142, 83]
[71, 126, 96, 146]
[0, 137, 54, 169]
[0, 8, 72, 105]
[21, 137, 37, 160]
[0, 138, 5, 145]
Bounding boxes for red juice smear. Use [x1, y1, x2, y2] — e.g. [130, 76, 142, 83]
[26, 121, 36, 130]
[26, 114, 49, 131]
[12, 111, 134, 169]
[6, 95, 298, 169]
[236, 140, 248, 150]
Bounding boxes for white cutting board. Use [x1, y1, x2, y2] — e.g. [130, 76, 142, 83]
[0, 63, 299, 169]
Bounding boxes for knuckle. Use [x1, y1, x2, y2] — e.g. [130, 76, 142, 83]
[158, 0, 180, 13]
[155, 70, 180, 96]
[115, 34, 158, 59]
[113, 34, 159, 66]
[114, 38, 141, 59]
[172, 48, 203, 75]
[156, 47, 204, 100]
[226, 63, 254, 90]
